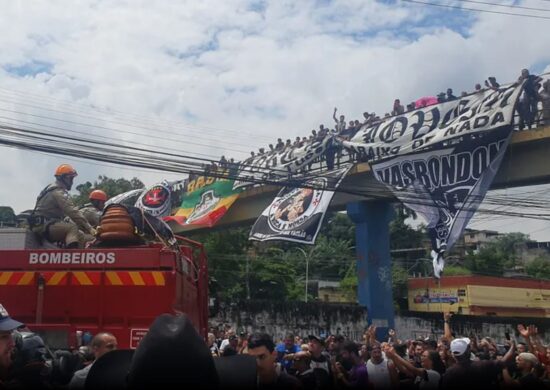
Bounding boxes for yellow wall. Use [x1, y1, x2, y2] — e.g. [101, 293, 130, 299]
[408, 284, 550, 317]
[408, 287, 468, 313]
[467, 285, 550, 309]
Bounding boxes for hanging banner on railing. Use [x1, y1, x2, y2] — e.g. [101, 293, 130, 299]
[249, 165, 351, 244]
[164, 171, 242, 228]
[342, 82, 524, 277]
[233, 136, 335, 190]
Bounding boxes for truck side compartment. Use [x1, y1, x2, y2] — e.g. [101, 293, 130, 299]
[0, 235, 208, 349]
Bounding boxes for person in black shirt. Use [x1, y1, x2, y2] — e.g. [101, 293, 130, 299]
[446, 88, 457, 101]
[247, 333, 301, 389]
[441, 337, 516, 390]
[518, 69, 542, 129]
[502, 352, 545, 389]
[307, 335, 333, 390]
[222, 335, 238, 357]
[291, 352, 317, 390]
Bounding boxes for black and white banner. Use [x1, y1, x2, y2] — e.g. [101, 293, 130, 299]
[249, 165, 351, 244]
[343, 83, 523, 277]
[234, 136, 334, 190]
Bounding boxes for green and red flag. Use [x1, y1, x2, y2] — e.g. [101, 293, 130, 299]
[164, 175, 241, 229]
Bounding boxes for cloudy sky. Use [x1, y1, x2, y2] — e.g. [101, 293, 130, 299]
[1, 0, 549, 239]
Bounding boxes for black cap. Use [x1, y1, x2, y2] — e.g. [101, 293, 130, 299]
[0, 304, 24, 332]
[307, 335, 325, 345]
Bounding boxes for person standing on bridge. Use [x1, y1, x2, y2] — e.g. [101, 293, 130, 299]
[333, 107, 346, 134]
[540, 79, 550, 126]
[30, 164, 95, 248]
[79, 190, 108, 228]
[518, 69, 542, 130]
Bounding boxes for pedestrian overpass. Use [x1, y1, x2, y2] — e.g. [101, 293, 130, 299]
[208, 126, 550, 227]
[180, 125, 550, 339]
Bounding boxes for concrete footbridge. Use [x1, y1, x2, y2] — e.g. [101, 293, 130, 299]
[205, 126, 550, 229]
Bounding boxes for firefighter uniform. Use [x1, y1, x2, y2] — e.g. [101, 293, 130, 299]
[32, 180, 95, 247]
[80, 203, 101, 228]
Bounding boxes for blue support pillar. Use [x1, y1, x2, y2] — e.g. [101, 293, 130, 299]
[347, 201, 395, 341]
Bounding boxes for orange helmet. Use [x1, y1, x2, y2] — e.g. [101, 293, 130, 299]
[54, 164, 78, 177]
[89, 190, 107, 202]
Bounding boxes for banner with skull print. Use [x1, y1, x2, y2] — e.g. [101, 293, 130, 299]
[249, 165, 351, 244]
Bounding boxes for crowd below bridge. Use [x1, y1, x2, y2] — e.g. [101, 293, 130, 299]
[207, 312, 550, 389]
[3, 303, 550, 388]
[195, 69, 550, 179]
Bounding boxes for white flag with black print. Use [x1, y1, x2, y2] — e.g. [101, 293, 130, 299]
[249, 165, 351, 244]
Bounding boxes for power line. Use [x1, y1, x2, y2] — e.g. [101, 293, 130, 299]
[401, 0, 550, 20]
[4, 122, 550, 224]
[455, 0, 550, 12]
[0, 92, 274, 151]
[0, 87, 276, 143]
[0, 112, 540, 212]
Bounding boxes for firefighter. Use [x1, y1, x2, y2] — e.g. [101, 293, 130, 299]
[80, 190, 108, 228]
[31, 164, 95, 248]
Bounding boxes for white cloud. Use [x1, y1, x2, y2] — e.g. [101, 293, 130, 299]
[0, 0, 549, 241]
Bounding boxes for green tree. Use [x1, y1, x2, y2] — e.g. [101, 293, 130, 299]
[319, 212, 355, 245]
[197, 227, 252, 302]
[307, 236, 354, 280]
[248, 251, 301, 300]
[339, 261, 358, 302]
[390, 207, 425, 250]
[72, 175, 145, 207]
[464, 232, 530, 275]
[392, 264, 409, 304]
[0, 206, 16, 226]
[526, 255, 550, 279]
[442, 265, 472, 276]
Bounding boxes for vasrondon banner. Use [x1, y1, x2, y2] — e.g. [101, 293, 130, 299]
[249, 165, 351, 244]
[164, 174, 242, 228]
[342, 82, 524, 277]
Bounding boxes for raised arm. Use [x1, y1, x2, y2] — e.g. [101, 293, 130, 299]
[528, 325, 546, 356]
[443, 312, 453, 341]
[386, 347, 424, 378]
[388, 328, 397, 344]
[502, 339, 516, 364]
[517, 324, 536, 354]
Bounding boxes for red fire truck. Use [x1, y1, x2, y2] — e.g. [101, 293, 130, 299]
[0, 228, 208, 350]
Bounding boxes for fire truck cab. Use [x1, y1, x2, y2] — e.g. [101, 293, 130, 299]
[0, 228, 208, 350]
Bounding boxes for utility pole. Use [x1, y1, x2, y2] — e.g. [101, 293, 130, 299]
[305, 255, 309, 303]
[295, 247, 314, 303]
[246, 256, 250, 300]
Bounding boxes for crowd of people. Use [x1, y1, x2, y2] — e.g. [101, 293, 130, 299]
[195, 69, 550, 179]
[3, 301, 550, 388]
[207, 312, 550, 389]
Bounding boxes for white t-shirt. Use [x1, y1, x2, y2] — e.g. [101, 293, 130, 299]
[414, 369, 441, 390]
[219, 338, 229, 352]
[366, 359, 392, 389]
